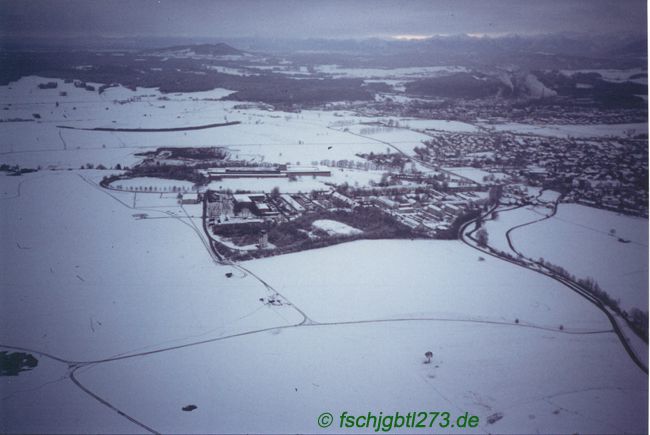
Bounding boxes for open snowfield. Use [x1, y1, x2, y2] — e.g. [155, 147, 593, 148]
[1, 74, 648, 435]
[1, 172, 647, 434]
[344, 125, 431, 155]
[74, 320, 646, 434]
[0, 76, 391, 169]
[208, 168, 385, 193]
[482, 205, 552, 256]
[244, 240, 610, 330]
[0, 171, 299, 363]
[0, 172, 28, 199]
[509, 203, 649, 312]
[66, 239, 647, 434]
[1, 77, 473, 172]
[0, 355, 144, 433]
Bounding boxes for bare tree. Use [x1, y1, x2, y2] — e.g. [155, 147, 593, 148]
[476, 228, 489, 248]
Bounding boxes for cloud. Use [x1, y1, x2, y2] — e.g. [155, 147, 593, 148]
[0, 0, 646, 39]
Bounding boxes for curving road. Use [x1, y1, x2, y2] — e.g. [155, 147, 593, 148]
[459, 194, 648, 375]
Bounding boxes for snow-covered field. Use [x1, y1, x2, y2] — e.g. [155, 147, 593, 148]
[1, 355, 144, 433]
[65, 238, 647, 434]
[510, 203, 649, 312]
[243, 240, 609, 329]
[0, 76, 391, 169]
[312, 219, 362, 236]
[1, 74, 648, 434]
[1, 77, 491, 173]
[482, 205, 551, 255]
[75, 320, 646, 434]
[110, 177, 197, 191]
[0, 172, 299, 363]
[208, 168, 385, 193]
[1, 171, 646, 434]
[344, 125, 431, 156]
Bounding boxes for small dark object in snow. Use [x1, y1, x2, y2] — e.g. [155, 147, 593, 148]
[486, 412, 503, 424]
[618, 237, 631, 243]
[182, 405, 197, 412]
[327, 146, 332, 149]
[225, 272, 233, 278]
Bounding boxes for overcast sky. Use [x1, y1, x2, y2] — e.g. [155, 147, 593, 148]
[0, 0, 646, 40]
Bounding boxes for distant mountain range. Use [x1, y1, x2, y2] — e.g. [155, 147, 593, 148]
[246, 33, 646, 70]
[0, 34, 645, 107]
[143, 43, 244, 57]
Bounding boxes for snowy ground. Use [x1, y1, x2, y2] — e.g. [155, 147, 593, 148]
[1, 75, 648, 434]
[1, 172, 647, 434]
[1, 355, 143, 433]
[0, 77, 498, 173]
[75, 321, 646, 434]
[509, 203, 649, 313]
[243, 240, 609, 330]
[0, 76, 390, 169]
[110, 177, 197, 191]
[0, 171, 299, 363]
[482, 205, 552, 256]
[343, 125, 431, 156]
[312, 219, 362, 236]
[207, 168, 385, 194]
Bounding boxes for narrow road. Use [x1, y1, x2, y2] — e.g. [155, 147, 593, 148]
[459, 197, 648, 374]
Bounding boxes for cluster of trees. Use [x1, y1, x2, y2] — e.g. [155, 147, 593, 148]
[114, 184, 193, 193]
[405, 72, 512, 99]
[538, 257, 647, 342]
[0, 164, 38, 175]
[214, 205, 420, 258]
[437, 209, 481, 240]
[127, 164, 207, 185]
[267, 207, 418, 249]
[2, 50, 372, 107]
[475, 228, 489, 247]
[357, 152, 408, 172]
[0, 351, 38, 376]
[149, 147, 228, 161]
